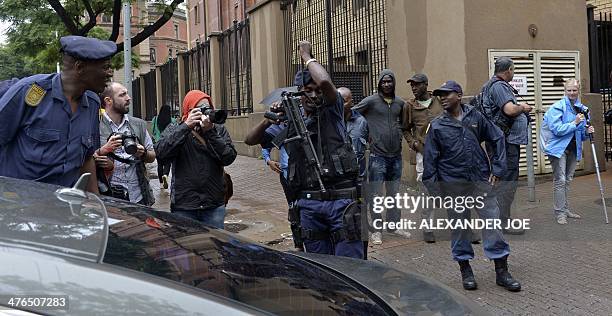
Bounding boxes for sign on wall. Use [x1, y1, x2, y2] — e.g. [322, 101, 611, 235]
[509, 75, 528, 95]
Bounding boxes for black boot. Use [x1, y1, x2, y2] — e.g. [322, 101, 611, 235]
[458, 260, 477, 290]
[494, 255, 521, 292]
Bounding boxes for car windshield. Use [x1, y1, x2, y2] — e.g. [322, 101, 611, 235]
[0, 177, 107, 262]
[102, 206, 388, 315]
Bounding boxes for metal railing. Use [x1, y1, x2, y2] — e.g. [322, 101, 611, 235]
[183, 40, 212, 97]
[281, 0, 387, 103]
[159, 57, 179, 117]
[143, 71, 157, 120]
[219, 19, 253, 116]
[131, 77, 141, 119]
[588, 7, 612, 160]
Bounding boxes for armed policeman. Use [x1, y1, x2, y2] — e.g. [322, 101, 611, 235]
[245, 41, 363, 259]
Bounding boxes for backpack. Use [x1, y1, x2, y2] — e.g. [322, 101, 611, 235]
[469, 77, 515, 135]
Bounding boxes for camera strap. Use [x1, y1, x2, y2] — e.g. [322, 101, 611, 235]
[108, 152, 141, 165]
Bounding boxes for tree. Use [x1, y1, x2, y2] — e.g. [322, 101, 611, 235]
[46, 0, 185, 52]
[0, 0, 183, 80]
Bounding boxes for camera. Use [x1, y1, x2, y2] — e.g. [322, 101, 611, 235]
[197, 105, 228, 124]
[112, 132, 139, 155]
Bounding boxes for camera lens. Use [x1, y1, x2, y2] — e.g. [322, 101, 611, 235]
[123, 137, 138, 155]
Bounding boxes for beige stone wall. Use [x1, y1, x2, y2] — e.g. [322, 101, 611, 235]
[387, 0, 590, 98]
[248, 0, 287, 113]
[387, 0, 468, 100]
[464, 0, 590, 95]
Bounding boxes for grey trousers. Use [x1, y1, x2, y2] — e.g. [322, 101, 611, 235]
[549, 149, 578, 218]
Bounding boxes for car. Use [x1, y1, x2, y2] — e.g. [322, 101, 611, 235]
[0, 175, 489, 315]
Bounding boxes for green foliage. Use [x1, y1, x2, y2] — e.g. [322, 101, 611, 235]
[0, 0, 148, 79]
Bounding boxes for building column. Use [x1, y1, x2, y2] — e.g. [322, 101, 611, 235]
[208, 32, 224, 107]
[248, 0, 287, 113]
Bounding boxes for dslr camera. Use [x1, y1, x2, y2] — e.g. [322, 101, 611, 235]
[197, 104, 228, 124]
[111, 132, 139, 155]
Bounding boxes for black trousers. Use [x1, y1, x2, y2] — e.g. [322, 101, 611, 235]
[157, 161, 171, 182]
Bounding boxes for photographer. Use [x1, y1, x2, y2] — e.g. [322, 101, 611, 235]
[244, 41, 363, 259]
[97, 82, 156, 206]
[540, 79, 594, 225]
[154, 90, 236, 229]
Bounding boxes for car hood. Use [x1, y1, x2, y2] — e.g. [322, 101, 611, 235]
[0, 176, 487, 315]
[290, 252, 490, 315]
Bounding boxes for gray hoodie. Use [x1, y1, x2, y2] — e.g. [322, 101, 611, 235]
[352, 69, 405, 157]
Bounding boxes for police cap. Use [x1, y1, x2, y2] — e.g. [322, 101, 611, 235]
[60, 36, 117, 61]
[293, 69, 314, 87]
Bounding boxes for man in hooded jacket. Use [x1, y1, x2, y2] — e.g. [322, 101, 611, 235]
[154, 90, 237, 229]
[353, 69, 408, 245]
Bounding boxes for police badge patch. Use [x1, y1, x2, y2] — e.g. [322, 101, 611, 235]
[25, 84, 46, 107]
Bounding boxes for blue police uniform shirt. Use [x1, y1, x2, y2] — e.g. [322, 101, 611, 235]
[0, 73, 100, 187]
[488, 76, 528, 145]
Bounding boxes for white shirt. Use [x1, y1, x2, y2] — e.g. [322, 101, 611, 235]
[103, 112, 153, 203]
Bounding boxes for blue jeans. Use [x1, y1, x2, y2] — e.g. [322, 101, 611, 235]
[445, 184, 510, 261]
[173, 205, 226, 229]
[298, 198, 364, 259]
[549, 148, 578, 218]
[368, 154, 402, 230]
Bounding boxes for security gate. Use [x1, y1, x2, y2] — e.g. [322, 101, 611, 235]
[488, 50, 581, 175]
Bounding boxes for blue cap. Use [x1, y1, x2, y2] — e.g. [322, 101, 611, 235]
[60, 36, 117, 61]
[293, 69, 313, 87]
[433, 80, 463, 96]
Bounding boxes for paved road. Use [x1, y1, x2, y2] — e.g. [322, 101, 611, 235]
[148, 155, 612, 315]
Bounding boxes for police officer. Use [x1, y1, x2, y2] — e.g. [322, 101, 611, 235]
[0, 36, 116, 192]
[423, 80, 521, 292]
[245, 41, 363, 259]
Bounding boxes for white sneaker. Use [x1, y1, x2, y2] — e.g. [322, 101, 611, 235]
[393, 229, 411, 238]
[566, 210, 581, 219]
[371, 232, 382, 245]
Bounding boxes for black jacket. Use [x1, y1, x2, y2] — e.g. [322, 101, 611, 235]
[154, 122, 237, 211]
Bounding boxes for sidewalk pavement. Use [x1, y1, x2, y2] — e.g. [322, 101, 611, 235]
[147, 155, 612, 315]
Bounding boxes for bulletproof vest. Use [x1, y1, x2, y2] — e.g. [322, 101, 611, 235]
[286, 107, 359, 192]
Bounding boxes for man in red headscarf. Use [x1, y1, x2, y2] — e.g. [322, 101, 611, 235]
[154, 90, 237, 228]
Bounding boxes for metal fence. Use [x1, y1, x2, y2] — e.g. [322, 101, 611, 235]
[131, 77, 142, 119]
[219, 19, 253, 116]
[588, 7, 612, 161]
[281, 0, 388, 103]
[183, 40, 212, 97]
[143, 71, 157, 120]
[159, 57, 180, 117]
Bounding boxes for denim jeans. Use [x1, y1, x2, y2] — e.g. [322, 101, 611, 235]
[488, 142, 520, 221]
[173, 205, 226, 229]
[445, 183, 510, 261]
[368, 154, 402, 231]
[549, 149, 578, 218]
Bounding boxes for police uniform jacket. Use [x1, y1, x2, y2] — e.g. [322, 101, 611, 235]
[0, 74, 99, 187]
[422, 104, 507, 185]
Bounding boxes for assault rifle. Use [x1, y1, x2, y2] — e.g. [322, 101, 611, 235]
[271, 91, 326, 193]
